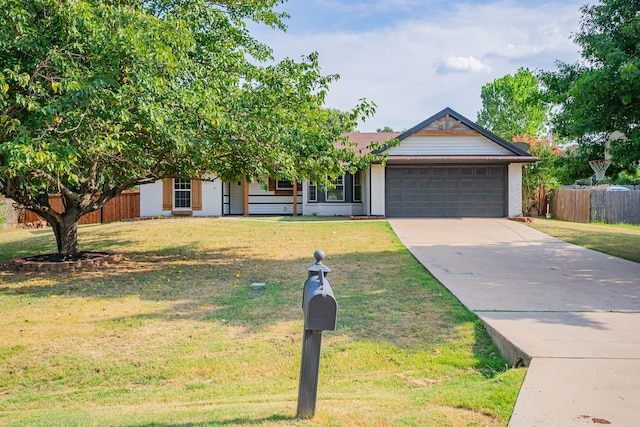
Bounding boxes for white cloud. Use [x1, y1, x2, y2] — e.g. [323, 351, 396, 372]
[252, 0, 585, 131]
[435, 56, 491, 74]
[311, 0, 425, 14]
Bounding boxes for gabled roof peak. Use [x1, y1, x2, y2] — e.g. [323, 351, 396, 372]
[390, 107, 531, 157]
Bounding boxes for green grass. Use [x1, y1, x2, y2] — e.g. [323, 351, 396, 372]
[0, 218, 524, 426]
[527, 218, 640, 263]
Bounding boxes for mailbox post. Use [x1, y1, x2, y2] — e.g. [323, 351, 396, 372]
[296, 250, 337, 419]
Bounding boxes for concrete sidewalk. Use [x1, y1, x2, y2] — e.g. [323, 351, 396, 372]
[389, 218, 640, 427]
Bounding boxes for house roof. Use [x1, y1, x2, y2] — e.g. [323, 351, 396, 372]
[340, 108, 539, 163]
[388, 107, 534, 158]
[341, 132, 401, 154]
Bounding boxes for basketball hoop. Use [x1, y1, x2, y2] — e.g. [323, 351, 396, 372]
[589, 159, 611, 182]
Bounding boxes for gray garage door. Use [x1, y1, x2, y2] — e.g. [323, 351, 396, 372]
[385, 166, 506, 218]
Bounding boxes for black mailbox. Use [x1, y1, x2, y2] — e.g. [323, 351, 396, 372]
[303, 274, 337, 331]
[297, 249, 338, 419]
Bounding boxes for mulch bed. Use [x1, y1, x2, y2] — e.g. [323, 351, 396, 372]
[8, 251, 123, 273]
[509, 216, 535, 223]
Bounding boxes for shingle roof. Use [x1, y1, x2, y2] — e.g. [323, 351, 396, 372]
[340, 132, 401, 154]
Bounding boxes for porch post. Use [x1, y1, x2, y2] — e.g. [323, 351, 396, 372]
[243, 175, 249, 216]
[293, 180, 298, 216]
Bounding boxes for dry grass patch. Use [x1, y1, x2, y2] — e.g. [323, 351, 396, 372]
[0, 218, 524, 426]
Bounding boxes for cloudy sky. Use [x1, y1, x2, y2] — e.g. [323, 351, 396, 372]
[250, 0, 587, 132]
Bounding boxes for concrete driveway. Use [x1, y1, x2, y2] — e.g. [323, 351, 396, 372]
[389, 218, 640, 427]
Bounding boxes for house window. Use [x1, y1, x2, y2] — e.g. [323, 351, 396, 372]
[325, 175, 344, 202]
[353, 171, 362, 202]
[174, 178, 191, 209]
[308, 183, 317, 202]
[276, 179, 294, 191]
[269, 178, 297, 195]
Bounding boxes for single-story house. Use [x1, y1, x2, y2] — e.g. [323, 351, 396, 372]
[140, 107, 538, 218]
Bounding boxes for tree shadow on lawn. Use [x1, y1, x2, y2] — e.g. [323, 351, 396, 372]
[131, 414, 295, 427]
[570, 228, 640, 262]
[0, 224, 137, 263]
[0, 246, 507, 378]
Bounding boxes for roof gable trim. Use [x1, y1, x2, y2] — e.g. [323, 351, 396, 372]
[382, 107, 531, 157]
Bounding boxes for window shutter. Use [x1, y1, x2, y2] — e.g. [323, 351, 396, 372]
[268, 178, 276, 192]
[192, 179, 202, 211]
[162, 179, 172, 210]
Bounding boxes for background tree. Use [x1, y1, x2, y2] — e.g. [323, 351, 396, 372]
[540, 0, 640, 176]
[376, 126, 395, 132]
[476, 67, 548, 140]
[0, 0, 376, 256]
[553, 145, 596, 184]
[511, 134, 563, 214]
[477, 68, 559, 214]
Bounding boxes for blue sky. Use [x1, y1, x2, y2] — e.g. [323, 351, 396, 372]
[250, 0, 586, 132]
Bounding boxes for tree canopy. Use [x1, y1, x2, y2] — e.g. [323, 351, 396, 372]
[540, 0, 640, 175]
[511, 134, 563, 214]
[476, 67, 547, 140]
[0, 0, 376, 255]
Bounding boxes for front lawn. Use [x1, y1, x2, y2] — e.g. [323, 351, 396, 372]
[0, 218, 524, 426]
[527, 219, 640, 263]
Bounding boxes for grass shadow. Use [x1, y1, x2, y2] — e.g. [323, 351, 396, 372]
[1, 242, 504, 373]
[131, 415, 295, 427]
[0, 223, 141, 263]
[528, 219, 640, 263]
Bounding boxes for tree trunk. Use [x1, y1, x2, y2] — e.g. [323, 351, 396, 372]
[50, 208, 81, 256]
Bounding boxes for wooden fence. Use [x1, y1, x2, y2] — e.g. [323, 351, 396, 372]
[21, 191, 140, 225]
[550, 188, 591, 223]
[551, 188, 640, 224]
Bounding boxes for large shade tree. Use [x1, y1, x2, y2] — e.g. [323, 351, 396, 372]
[540, 0, 640, 176]
[0, 0, 377, 255]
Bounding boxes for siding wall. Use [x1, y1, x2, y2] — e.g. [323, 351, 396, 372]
[362, 168, 371, 216]
[139, 181, 163, 217]
[385, 135, 513, 156]
[303, 203, 364, 216]
[508, 163, 523, 217]
[370, 164, 386, 216]
[301, 173, 365, 216]
[225, 181, 301, 215]
[140, 178, 222, 217]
